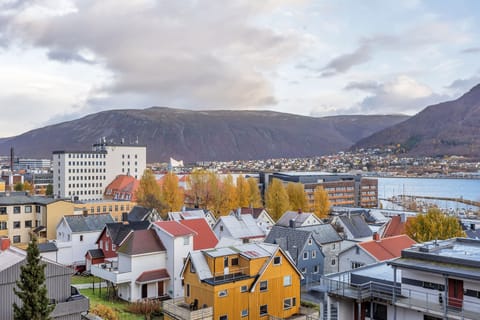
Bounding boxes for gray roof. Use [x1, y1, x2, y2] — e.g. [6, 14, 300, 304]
[265, 226, 315, 261]
[299, 224, 342, 244]
[87, 249, 105, 259]
[64, 213, 115, 233]
[128, 205, 155, 222]
[38, 242, 58, 253]
[276, 211, 320, 227]
[338, 214, 372, 238]
[0, 194, 57, 205]
[216, 214, 264, 239]
[103, 221, 150, 245]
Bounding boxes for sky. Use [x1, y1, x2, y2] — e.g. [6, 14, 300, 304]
[1, 0, 480, 138]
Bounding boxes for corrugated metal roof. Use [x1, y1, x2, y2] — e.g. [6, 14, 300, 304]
[64, 213, 115, 233]
[217, 214, 264, 239]
[0, 194, 56, 205]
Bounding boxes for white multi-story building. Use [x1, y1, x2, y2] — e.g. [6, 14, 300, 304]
[52, 141, 146, 201]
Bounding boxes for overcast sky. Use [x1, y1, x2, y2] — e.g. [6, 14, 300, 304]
[1, 0, 479, 137]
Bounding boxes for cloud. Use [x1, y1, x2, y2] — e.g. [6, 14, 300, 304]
[1, 0, 302, 109]
[320, 44, 371, 77]
[446, 74, 480, 93]
[345, 75, 448, 115]
[344, 80, 380, 92]
[461, 47, 480, 54]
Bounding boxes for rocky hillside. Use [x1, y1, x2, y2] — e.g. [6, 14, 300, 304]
[0, 107, 408, 162]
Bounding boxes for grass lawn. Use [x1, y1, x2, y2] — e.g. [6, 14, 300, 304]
[80, 288, 162, 320]
[71, 275, 102, 285]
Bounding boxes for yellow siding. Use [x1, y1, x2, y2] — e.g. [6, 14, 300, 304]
[183, 249, 301, 320]
[46, 201, 75, 240]
[74, 200, 136, 222]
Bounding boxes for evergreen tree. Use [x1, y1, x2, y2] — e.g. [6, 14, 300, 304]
[13, 235, 54, 320]
[45, 184, 54, 196]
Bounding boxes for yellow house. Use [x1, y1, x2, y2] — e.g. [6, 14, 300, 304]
[73, 199, 136, 223]
[168, 243, 303, 320]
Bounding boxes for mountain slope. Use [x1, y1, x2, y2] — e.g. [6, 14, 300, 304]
[0, 107, 408, 162]
[353, 84, 480, 157]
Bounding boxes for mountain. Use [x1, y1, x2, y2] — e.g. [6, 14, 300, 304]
[0, 107, 408, 162]
[353, 84, 480, 157]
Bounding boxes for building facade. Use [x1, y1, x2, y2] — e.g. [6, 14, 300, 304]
[52, 141, 146, 201]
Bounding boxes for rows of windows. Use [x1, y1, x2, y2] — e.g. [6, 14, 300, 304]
[68, 176, 106, 181]
[68, 168, 106, 173]
[67, 161, 106, 166]
[68, 153, 106, 159]
[68, 183, 103, 188]
[68, 190, 103, 196]
[122, 154, 138, 159]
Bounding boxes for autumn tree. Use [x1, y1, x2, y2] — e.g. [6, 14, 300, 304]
[23, 181, 34, 195]
[135, 169, 165, 218]
[265, 178, 289, 221]
[215, 174, 238, 216]
[187, 169, 220, 209]
[13, 235, 54, 320]
[286, 182, 308, 212]
[247, 177, 263, 207]
[313, 186, 331, 218]
[406, 208, 465, 242]
[161, 172, 184, 213]
[236, 175, 250, 208]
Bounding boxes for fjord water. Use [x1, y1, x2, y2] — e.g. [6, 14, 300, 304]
[377, 177, 480, 210]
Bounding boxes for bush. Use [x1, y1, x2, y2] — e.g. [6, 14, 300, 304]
[90, 304, 119, 320]
[127, 299, 162, 319]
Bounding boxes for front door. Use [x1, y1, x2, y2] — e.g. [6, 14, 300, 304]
[448, 278, 463, 309]
[142, 284, 148, 299]
[158, 281, 164, 297]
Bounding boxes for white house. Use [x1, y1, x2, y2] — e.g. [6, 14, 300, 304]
[229, 207, 275, 235]
[55, 213, 114, 267]
[213, 212, 266, 243]
[152, 221, 196, 298]
[276, 210, 323, 228]
[168, 207, 217, 228]
[91, 229, 169, 302]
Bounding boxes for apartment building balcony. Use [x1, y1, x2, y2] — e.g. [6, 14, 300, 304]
[90, 263, 132, 284]
[162, 297, 213, 320]
[323, 277, 480, 320]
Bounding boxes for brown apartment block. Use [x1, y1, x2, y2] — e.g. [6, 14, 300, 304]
[261, 172, 378, 208]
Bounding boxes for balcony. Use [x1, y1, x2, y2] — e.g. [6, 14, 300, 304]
[323, 277, 480, 320]
[162, 297, 213, 320]
[90, 263, 132, 284]
[50, 295, 89, 318]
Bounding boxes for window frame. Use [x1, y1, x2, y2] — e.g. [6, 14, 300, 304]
[259, 280, 268, 292]
[283, 275, 292, 286]
[259, 304, 268, 317]
[273, 256, 281, 265]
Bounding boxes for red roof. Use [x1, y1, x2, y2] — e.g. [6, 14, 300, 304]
[154, 221, 196, 237]
[117, 229, 166, 255]
[136, 268, 170, 284]
[359, 235, 416, 261]
[105, 174, 140, 201]
[179, 219, 218, 250]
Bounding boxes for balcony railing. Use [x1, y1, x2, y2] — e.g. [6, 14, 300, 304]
[162, 297, 213, 320]
[90, 263, 132, 284]
[323, 277, 480, 320]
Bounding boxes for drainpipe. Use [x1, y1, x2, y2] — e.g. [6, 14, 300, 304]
[444, 275, 448, 318]
[393, 265, 397, 320]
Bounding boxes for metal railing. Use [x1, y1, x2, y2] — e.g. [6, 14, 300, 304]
[162, 297, 213, 320]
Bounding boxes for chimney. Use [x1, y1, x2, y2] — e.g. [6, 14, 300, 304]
[373, 232, 380, 241]
[236, 208, 242, 220]
[298, 208, 302, 214]
[400, 213, 406, 223]
[471, 224, 476, 231]
[83, 209, 88, 217]
[0, 237, 10, 251]
[289, 219, 296, 228]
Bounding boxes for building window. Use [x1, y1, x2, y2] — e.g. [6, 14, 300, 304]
[0, 207, 6, 215]
[218, 290, 228, 297]
[355, 246, 360, 254]
[25, 206, 32, 213]
[301, 267, 307, 273]
[308, 238, 313, 245]
[219, 315, 228, 320]
[13, 235, 21, 243]
[25, 220, 32, 228]
[219, 225, 224, 232]
[313, 265, 319, 273]
[241, 309, 248, 317]
[13, 221, 21, 229]
[0, 221, 7, 230]
[231, 257, 239, 266]
[183, 237, 190, 245]
[284, 275, 292, 286]
[303, 251, 309, 260]
[284, 298, 292, 310]
[273, 256, 281, 265]
[351, 261, 364, 269]
[186, 284, 190, 297]
[260, 280, 268, 292]
[312, 250, 316, 258]
[80, 235, 84, 241]
[260, 305, 268, 316]
[240, 285, 248, 292]
[13, 206, 21, 214]
[331, 259, 336, 266]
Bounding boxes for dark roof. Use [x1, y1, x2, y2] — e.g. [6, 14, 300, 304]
[128, 206, 154, 222]
[298, 224, 342, 244]
[87, 249, 105, 259]
[0, 194, 56, 205]
[238, 207, 265, 219]
[339, 214, 372, 238]
[117, 229, 166, 255]
[136, 269, 169, 284]
[465, 229, 480, 239]
[103, 221, 150, 246]
[64, 213, 115, 233]
[38, 242, 57, 253]
[264, 225, 315, 261]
